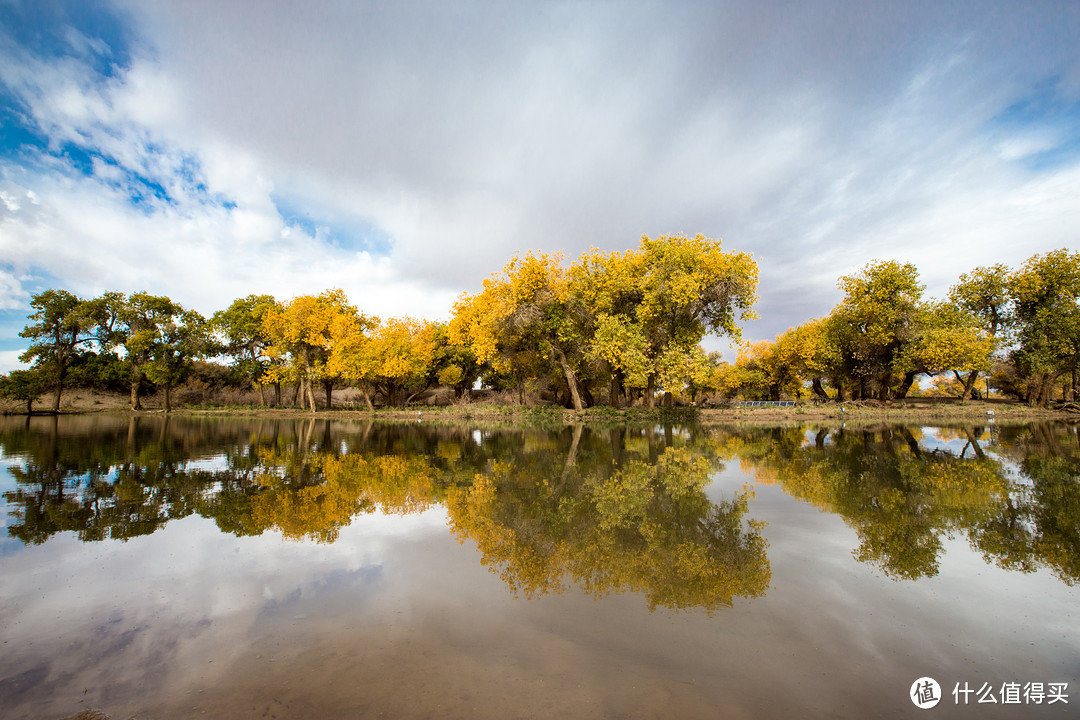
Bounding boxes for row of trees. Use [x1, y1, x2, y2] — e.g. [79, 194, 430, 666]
[5, 234, 759, 412]
[4, 236, 1078, 411]
[10, 290, 209, 413]
[726, 249, 1080, 405]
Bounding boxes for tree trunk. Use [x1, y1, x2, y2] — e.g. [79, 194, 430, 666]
[581, 382, 595, 408]
[953, 370, 979, 400]
[646, 375, 656, 409]
[257, 383, 266, 407]
[815, 428, 828, 449]
[609, 369, 625, 408]
[894, 371, 917, 399]
[1038, 374, 1052, 407]
[965, 370, 980, 399]
[361, 388, 374, 411]
[962, 428, 986, 459]
[324, 379, 333, 409]
[52, 359, 65, 413]
[811, 377, 830, 402]
[551, 344, 583, 411]
[560, 423, 583, 485]
[878, 372, 892, 401]
[305, 378, 317, 413]
[164, 382, 172, 413]
[130, 373, 142, 411]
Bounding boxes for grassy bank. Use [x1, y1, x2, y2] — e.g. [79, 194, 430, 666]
[8, 389, 1076, 426]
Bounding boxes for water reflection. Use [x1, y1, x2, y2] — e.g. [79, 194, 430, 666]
[2, 416, 1078, 606]
[718, 423, 1080, 584]
[0, 416, 769, 612]
[445, 425, 770, 612]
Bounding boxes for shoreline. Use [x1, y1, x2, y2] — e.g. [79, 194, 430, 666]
[9, 395, 1077, 425]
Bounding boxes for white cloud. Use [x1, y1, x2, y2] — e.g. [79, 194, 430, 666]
[1, 0, 1078, 340]
[0, 267, 29, 312]
[0, 349, 27, 372]
[996, 133, 1062, 161]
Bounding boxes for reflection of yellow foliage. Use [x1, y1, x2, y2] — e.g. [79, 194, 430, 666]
[436, 440, 462, 464]
[447, 474, 571, 597]
[447, 445, 770, 614]
[252, 480, 364, 544]
[731, 426, 1011, 580]
[246, 449, 443, 541]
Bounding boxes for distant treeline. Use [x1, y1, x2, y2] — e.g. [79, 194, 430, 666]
[2, 235, 1078, 412]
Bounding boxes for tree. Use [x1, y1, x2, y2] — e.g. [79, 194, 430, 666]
[19, 289, 97, 412]
[779, 318, 847, 401]
[111, 293, 184, 411]
[948, 265, 1012, 398]
[585, 311, 652, 406]
[575, 235, 758, 407]
[330, 316, 437, 407]
[212, 294, 277, 405]
[0, 368, 50, 414]
[143, 309, 213, 413]
[899, 302, 995, 398]
[734, 340, 787, 401]
[263, 290, 363, 412]
[1008, 249, 1080, 406]
[429, 322, 481, 400]
[451, 252, 590, 409]
[832, 260, 925, 400]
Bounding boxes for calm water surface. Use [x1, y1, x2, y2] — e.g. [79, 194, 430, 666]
[0, 416, 1077, 719]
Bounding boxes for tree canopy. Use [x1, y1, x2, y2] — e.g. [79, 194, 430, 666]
[6, 242, 1079, 411]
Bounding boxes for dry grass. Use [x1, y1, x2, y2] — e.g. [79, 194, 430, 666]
[3, 387, 1075, 425]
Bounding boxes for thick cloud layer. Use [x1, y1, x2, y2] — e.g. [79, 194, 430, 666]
[1, 0, 1079, 365]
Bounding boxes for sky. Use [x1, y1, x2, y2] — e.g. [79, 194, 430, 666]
[1, 0, 1079, 371]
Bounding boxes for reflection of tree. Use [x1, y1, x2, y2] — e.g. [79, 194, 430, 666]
[0, 416, 477, 545]
[447, 428, 770, 614]
[240, 449, 448, 542]
[1, 417, 770, 613]
[972, 423, 1080, 585]
[4, 415, 1076, 601]
[724, 423, 1080, 584]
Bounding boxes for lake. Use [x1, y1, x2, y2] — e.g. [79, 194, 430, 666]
[0, 415, 1077, 719]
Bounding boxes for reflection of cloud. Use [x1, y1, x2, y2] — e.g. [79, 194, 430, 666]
[0, 508, 449, 715]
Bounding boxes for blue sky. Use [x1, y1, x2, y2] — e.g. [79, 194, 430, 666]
[1, 0, 1079, 369]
